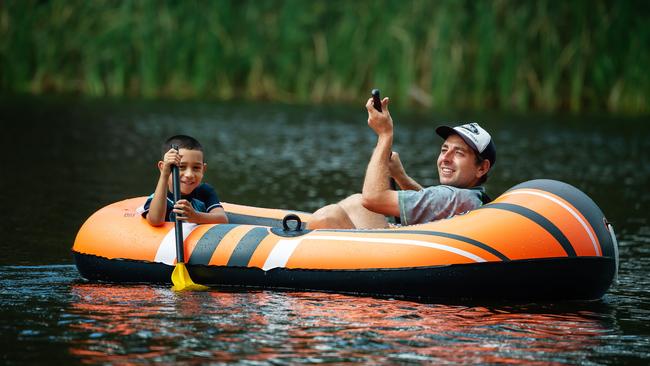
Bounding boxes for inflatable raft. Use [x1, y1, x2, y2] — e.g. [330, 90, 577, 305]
[72, 180, 618, 301]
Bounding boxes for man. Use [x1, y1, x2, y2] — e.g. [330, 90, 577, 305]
[308, 96, 496, 229]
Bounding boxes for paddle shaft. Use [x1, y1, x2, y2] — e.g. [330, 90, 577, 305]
[171, 145, 185, 263]
[371, 89, 401, 224]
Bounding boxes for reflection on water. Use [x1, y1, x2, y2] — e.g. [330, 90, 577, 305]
[61, 281, 614, 364]
[0, 97, 649, 364]
[0, 264, 621, 364]
[2, 267, 626, 365]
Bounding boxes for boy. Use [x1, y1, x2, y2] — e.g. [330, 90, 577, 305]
[142, 135, 229, 226]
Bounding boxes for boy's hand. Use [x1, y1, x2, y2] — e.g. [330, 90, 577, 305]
[173, 199, 198, 222]
[161, 148, 182, 175]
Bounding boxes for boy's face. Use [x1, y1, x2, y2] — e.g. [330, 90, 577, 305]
[167, 148, 206, 195]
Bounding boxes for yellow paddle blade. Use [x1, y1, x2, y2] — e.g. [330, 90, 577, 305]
[171, 263, 209, 291]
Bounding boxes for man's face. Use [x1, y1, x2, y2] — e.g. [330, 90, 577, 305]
[437, 134, 485, 188]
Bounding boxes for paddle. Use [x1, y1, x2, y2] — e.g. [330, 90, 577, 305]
[170, 144, 208, 291]
[371, 89, 401, 225]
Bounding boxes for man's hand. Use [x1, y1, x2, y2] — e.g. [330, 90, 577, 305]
[388, 151, 406, 180]
[388, 151, 423, 191]
[366, 97, 393, 137]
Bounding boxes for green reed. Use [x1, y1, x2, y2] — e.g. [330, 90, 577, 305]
[1, 0, 647, 114]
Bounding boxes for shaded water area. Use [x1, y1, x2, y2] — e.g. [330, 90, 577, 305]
[1, 96, 649, 364]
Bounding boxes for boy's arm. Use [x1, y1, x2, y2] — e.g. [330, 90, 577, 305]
[173, 201, 229, 224]
[146, 172, 170, 226]
[146, 148, 179, 226]
[198, 206, 229, 224]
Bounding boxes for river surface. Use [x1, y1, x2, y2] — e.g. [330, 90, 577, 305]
[0, 96, 649, 364]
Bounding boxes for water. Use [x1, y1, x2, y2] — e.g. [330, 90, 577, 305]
[1, 96, 649, 364]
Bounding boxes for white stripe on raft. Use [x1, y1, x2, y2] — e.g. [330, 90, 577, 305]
[154, 223, 199, 265]
[262, 236, 487, 271]
[262, 239, 302, 271]
[502, 189, 601, 256]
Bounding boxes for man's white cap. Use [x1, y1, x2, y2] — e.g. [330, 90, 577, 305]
[435, 122, 496, 167]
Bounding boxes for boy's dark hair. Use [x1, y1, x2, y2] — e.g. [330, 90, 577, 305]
[162, 135, 203, 156]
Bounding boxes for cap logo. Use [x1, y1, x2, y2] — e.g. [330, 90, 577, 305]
[459, 123, 480, 135]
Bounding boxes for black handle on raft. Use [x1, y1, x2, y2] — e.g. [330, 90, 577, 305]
[282, 214, 302, 232]
[171, 144, 184, 263]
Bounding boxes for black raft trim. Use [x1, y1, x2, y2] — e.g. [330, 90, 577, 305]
[257, 256, 613, 301]
[73, 251, 615, 301]
[225, 212, 311, 229]
[73, 252, 172, 284]
[226, 213, 283, 228]
[480, 202, 577, 257]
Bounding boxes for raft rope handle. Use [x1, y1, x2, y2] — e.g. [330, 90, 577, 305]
[282, 214, 302, 232]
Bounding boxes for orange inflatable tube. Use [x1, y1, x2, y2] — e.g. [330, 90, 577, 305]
[72, 179, 618, 301]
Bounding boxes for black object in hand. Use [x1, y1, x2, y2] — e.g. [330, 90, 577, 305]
[371, 89, 382, 112]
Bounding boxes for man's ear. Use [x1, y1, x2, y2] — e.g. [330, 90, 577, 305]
[157, 161, 165, 172]
[477, 159, 491, 178]
[203, 162, 207, 173]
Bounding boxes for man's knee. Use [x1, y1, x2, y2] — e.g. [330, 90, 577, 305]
[339, 193, 363, 208]
[339, 193, 388, 229]
[308, 203, 355, 229]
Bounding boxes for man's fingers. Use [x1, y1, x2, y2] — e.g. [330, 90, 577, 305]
[365, 97, 375, 112]
[382, 97, 390, 112]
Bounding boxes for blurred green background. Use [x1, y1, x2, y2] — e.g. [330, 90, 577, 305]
[1, 0, 648, 113]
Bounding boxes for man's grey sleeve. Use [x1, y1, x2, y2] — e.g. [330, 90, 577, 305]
[398, 186, 482, 226]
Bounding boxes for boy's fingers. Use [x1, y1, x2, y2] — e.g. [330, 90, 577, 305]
[174, 202, 193, 216]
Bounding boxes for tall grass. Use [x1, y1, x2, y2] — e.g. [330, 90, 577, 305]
[1, 0, 647, 113]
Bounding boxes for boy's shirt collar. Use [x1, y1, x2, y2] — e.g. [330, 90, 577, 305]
[166, 185, 200, 200]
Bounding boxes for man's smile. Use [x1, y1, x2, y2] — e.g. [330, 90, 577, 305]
[440, 166, 455, 175]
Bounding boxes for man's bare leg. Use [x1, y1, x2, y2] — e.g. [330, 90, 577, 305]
[307, 202, 356, 229]
[308, 194, 388, 229]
